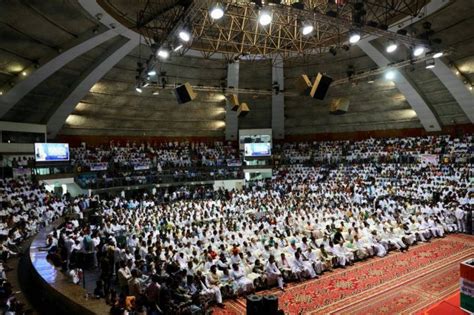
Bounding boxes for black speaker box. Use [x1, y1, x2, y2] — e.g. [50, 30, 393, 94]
[263, 295, 279, 315]
[310, 73, 333, 100]
[246, 295, 263, 315]
[174, 82, 197, 104]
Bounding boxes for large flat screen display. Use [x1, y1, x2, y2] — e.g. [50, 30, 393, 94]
[34, 143, 70, 162]
[244, 143, 271, 157]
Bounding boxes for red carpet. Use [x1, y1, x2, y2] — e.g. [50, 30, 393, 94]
[213, 234, 474, 315]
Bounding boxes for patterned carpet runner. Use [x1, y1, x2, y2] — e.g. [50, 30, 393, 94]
[213, 234, 474, 315]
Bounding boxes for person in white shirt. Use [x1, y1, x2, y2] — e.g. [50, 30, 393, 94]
[455, 207, 466, 232]
[230, 263, 254, 294]
[265, 255, 284, 290]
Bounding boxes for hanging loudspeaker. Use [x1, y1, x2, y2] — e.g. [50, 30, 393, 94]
[174, 82, 197, 104]
[238, 102, 250, 117]
[330, 97, 350, 115]
[310, 73, 333, 100]
[230, 94, 239, 111]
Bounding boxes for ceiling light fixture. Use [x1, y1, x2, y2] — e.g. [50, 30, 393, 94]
[174, 44, 183, 51]
[433, 51, 443, 58]
[385, 70, 396, 80]
[259, 11, 272, 26]
[349, 32, 361, 44]
[386, 42, 398, 53]
[425, 58, 435, 69]
[301, 24, 314, 35]
[210, 4, 224, 20]
[179, 30, 191, 42]
[135, 86, 143, 93]
[147, 70, 157, 76]
[413, 46, 425, 57]
[158, 49, 169, 59]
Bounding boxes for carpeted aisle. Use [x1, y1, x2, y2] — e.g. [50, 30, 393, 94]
[213, 234, 474, 315]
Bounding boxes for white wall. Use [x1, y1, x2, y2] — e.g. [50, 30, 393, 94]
[0, 121, 46, 133]
[214, 179, 244, 191]
[0, 143, 34, 153]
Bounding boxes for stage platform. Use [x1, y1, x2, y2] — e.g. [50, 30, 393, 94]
[28, 224, 108, 315]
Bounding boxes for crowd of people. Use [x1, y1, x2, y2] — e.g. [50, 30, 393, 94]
[42, 133, 471, 314]
[0, 133, 471, 314]
[70, 141, 242, 190]
[0, 177, 75, 313]
[70, 141, 240, 172]
[275, 134, 472, 165]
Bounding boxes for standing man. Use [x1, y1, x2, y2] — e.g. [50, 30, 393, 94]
[455, 206, 466, 233]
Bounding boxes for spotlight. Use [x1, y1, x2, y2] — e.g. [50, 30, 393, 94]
[413, 46, 425, 57]
[21, 71, 27, 76]
[456, 71, 459, 75]
[135, 86, 143, 93]
[425, 58, 435, 69]
[210, 4, 224, 20]
[153, 90, 160, 95]
[367, 79, 375, 84]
[147, 70, 157, 76]
[433, 51, 443, 58]
[179, 30, 191, 42]
[259, 11, 272, 26]
[386, 42, 398, 53]
[349, 32, 361, 44]
[301, 24, 314, 35]
[158, 49, 169, 59]
[385, 70, 396, 80]
[174, 44, 183, 51]
[469, 85, 473, 91]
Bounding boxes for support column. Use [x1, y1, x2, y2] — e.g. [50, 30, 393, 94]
[357, 40, 442, 131]
[272, 56, 285, 139]
[225, 61, 239, 141]
[47, 37, 139, 138]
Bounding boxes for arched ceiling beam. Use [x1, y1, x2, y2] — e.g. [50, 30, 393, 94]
[355, 0, 455, 132]
[357, 40, 442, 131]
[0, 28, 118, 118]
[430, 59, 474, 122]
[385, 0, 473, 124]
[46, 37, 139, 138]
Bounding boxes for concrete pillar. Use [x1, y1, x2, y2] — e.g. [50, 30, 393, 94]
[225, 61, 239, 141]
[272, 56, 285, 139]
